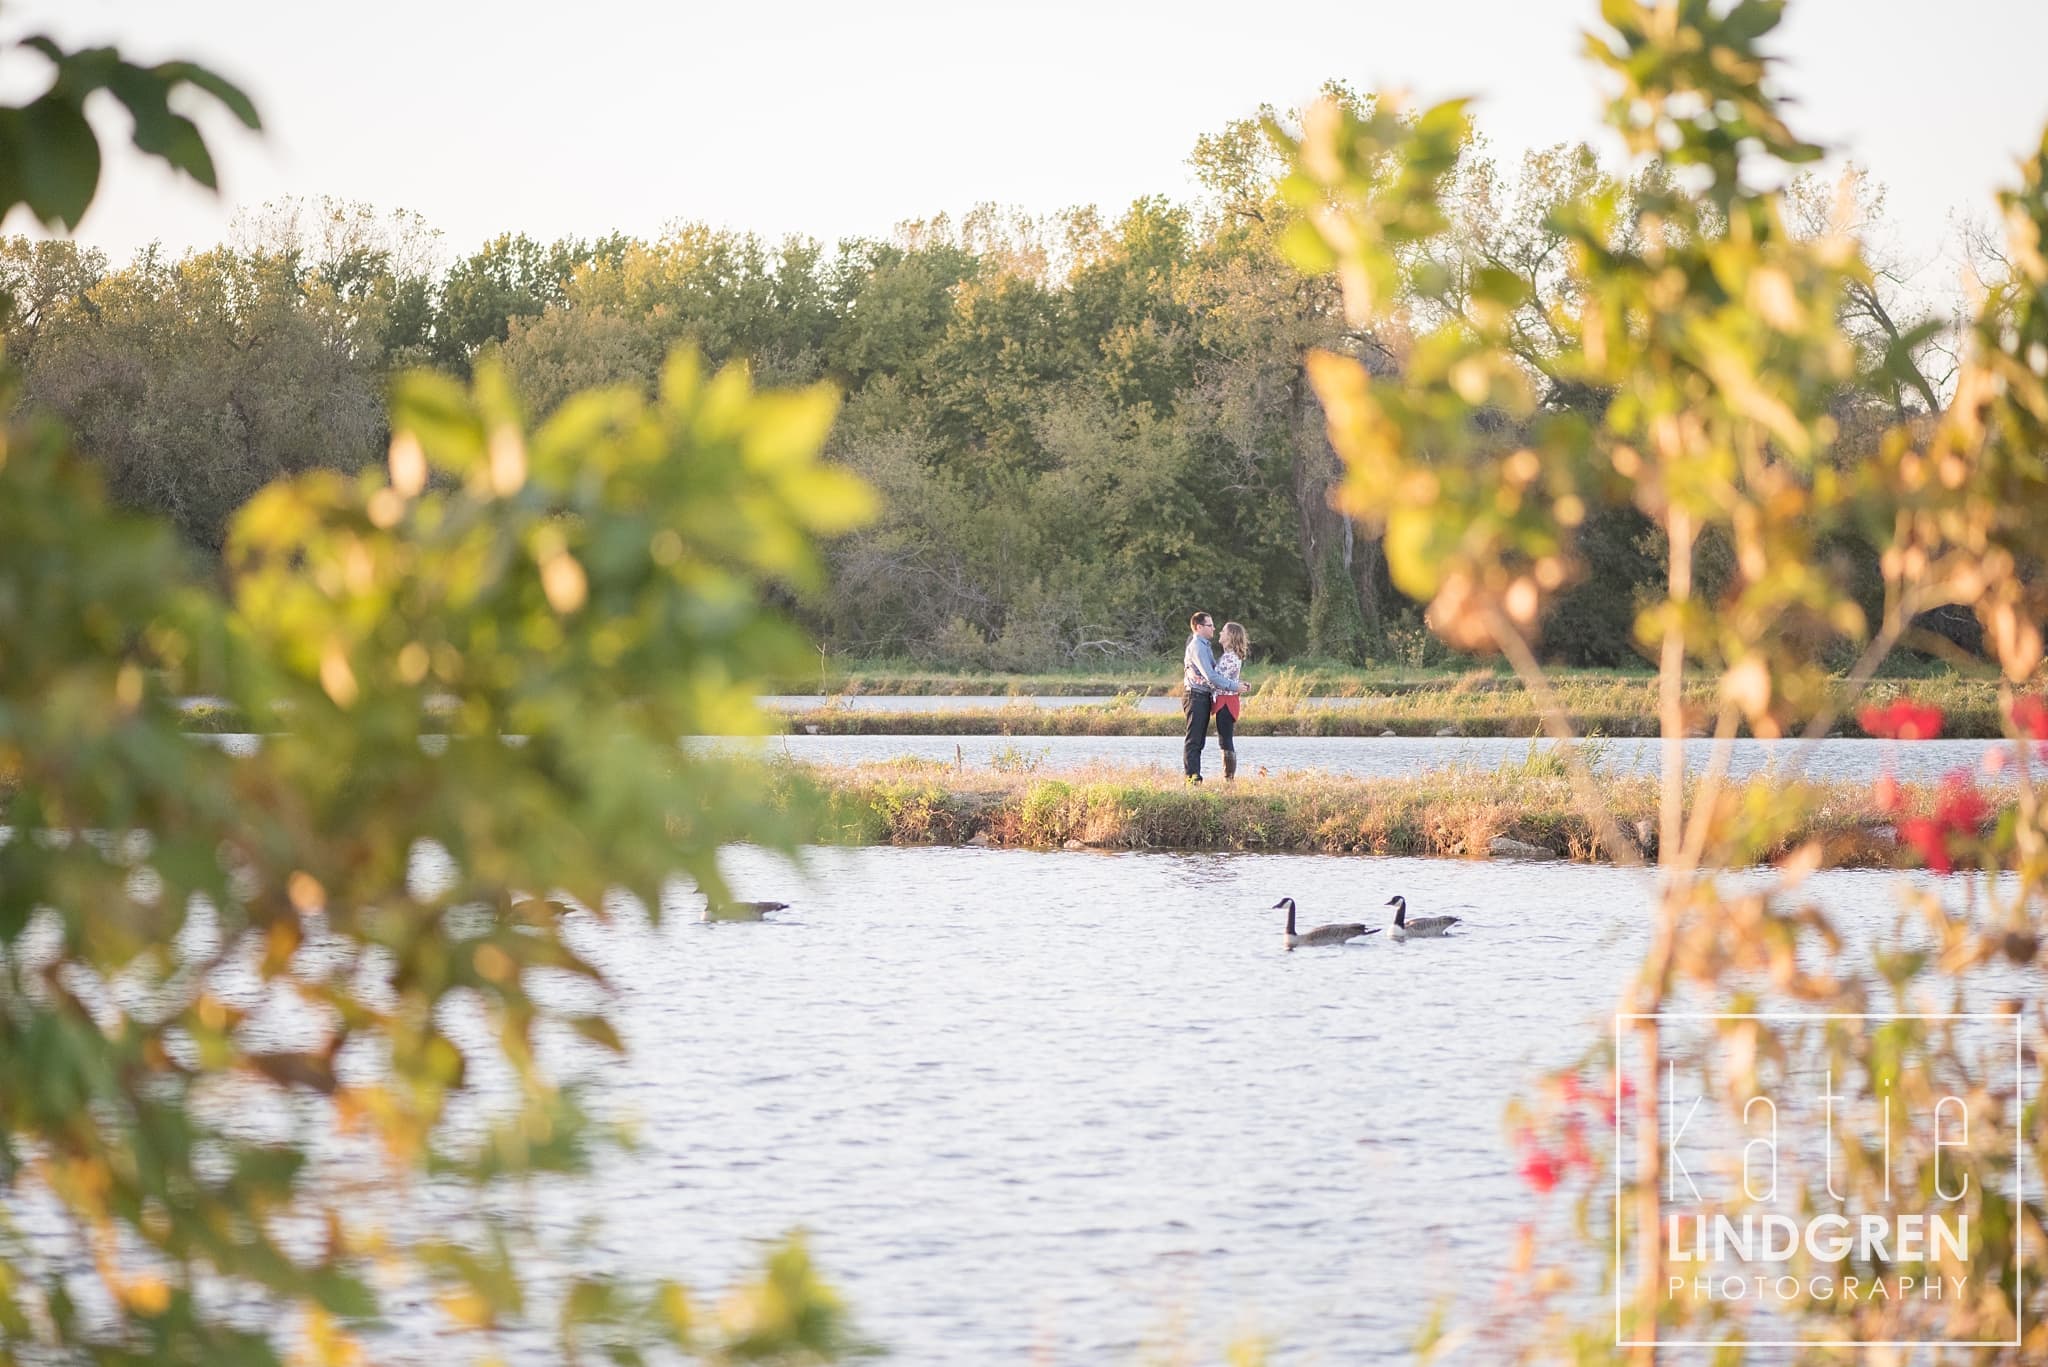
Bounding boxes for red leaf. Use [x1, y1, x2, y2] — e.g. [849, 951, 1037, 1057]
[1860, 699, 1945, 741]
[1934, 771, 1989, 831]
[1519, 1147, 1561, 1194]
[1898, 818, 1953, 874]
[1901, 702, 1944, 741]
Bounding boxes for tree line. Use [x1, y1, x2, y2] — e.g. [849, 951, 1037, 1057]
[0, 90, 1967, 669]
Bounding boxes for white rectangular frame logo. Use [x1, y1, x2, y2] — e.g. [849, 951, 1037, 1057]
[1612, 1011, 2025, 1351]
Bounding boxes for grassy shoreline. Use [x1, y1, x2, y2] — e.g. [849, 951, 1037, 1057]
[779, 675, 2020, 739]
[6, 748, 1987, 871]
[174, 673, 2026, 739]
[792, 760, 1961, 868]
[777, 659, 1968, 699]
[779, 662, 1575, 697]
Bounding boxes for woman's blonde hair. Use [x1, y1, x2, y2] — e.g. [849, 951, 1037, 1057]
[1219, 621, 1249, 657]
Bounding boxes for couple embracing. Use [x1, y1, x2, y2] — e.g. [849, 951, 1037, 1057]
[1181, 610, 1251, 783]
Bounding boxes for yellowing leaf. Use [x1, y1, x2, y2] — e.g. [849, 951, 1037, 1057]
[487, 425, 526, 497]
[124, 1277, 172, 1315]
[319, 641, 358, 708]
[742, 386, 839, 471]
[440, 1288, 494, 1330]
[388, 432, 427, 497]
[783, 467, 877, 535]
[540, 553, 587, 614]
[1722, 654, 1771, 719]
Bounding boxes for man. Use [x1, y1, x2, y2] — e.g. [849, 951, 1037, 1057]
[1180, 610, 1240, 782]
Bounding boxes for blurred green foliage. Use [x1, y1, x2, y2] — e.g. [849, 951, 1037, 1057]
[0, 30, 258, 231]
[1, 24, 873, 1365]
[1281, 0, 2048, 1356]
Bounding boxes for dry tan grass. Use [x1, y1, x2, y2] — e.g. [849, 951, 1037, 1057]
[792, 759, 1946, 867]
[782, 675, 2020, 740]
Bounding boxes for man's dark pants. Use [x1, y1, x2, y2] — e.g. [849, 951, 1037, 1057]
[1182, 689, 1214, 778]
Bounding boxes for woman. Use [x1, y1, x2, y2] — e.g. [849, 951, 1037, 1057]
[1214, 622, 1250, 781]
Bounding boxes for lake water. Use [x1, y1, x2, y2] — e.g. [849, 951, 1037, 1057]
[8, 828, 2034, 1360]
[193, 732, 2023, 787]
[760, 694, 1380, 713]
[739, 733, 2019, 787]
[493, 846, 2031, 1363]
[164, 721, 2042, 1357]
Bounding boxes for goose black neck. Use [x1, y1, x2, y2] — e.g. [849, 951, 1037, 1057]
[1285, 899, 1296, 934]
[1393, 898, 1406, 927]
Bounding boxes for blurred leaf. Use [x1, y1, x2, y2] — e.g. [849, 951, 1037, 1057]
[13, 98, 99, 229]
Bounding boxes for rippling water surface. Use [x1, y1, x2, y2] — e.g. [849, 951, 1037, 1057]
[742, 732, 2013, 786]
[163, 728, 2044, 1358]
[8, 827, 2031, 1361]
[520, 847, 2007, 1363]
[759, 694, 1379, 713]
[572, 845, 1633, 1362]
[197, 730, 2021, 786]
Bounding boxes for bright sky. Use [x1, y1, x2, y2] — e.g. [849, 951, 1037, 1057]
[6, 0, 2047, 281]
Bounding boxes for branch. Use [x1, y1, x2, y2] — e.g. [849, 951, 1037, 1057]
[1778, 554, 1918, 783]
[1479, 605, 1644, 866]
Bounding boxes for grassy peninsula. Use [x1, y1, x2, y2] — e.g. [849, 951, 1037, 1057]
[793, 758, 1962, 868]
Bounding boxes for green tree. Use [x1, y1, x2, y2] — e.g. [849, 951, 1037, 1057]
[0, 235, 107, 360]
[1062, 196, 1199, 412]
[1184, 87, 1394, 660]
[918, 267, 1069, 481]
[18, 245, 385, 552]
[1785, 163, 1950, 418]
[434, 231, 629, 374]
[497, 226, 834, 407]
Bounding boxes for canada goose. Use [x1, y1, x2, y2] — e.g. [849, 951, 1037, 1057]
[704, 899, 789, 923]
[1386, 894, 1459, 938]
[1273, 897, 1379, 950]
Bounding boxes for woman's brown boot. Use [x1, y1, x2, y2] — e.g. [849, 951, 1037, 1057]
[1223, 750, 1238, 781]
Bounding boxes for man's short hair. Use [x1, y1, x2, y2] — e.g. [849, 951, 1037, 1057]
[1190, 611, 1212, 629]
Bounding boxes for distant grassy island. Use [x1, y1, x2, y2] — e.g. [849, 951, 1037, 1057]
[773, 671, 2023, 740]
[168, 670, 2032, 739]
[790, 759, 1992, 869]
[782, 660, 1560, 697]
